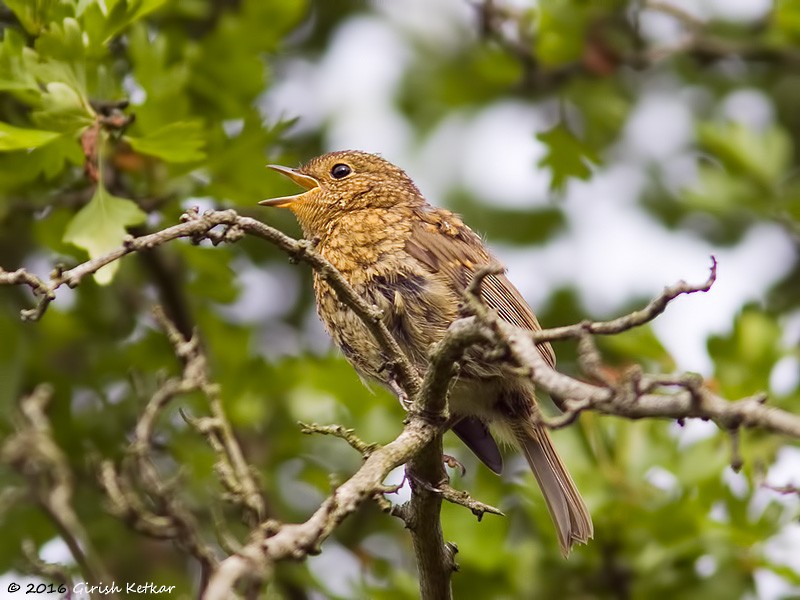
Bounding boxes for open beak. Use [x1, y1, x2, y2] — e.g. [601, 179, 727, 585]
[259, 165, 320, 207]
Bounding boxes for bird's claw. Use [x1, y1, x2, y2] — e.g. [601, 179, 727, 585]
[387, 376, 412, 410]
[443, 454, 466, 477]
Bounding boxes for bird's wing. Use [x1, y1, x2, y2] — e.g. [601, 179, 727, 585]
[405, 207, 556, 369]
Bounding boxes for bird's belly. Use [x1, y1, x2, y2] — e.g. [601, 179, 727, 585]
[314, 271, 452, 384]
[448, 379, 499, 420]
[315, 290, 388, 382]
[449, 377, 536, 425]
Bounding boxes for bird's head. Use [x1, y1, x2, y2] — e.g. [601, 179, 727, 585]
[260, 150, 423, 237]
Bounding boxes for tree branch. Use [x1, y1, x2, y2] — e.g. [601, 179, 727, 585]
[537, 257, 717, 341]
[20, 539, 71, 593]
[98, 305, 271, 592]
[0, 207, 420, 399]
[4, 209, 798, 600]
[473, 0, 800, 90]
[152, 306, 266, 525]
[0, 209, 489, 599]
[1, 385, 116, 596]
[299, 422, 381, 457]
[203, 417, 442, 599]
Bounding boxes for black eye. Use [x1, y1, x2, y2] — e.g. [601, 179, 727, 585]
[330, 163, 351, 179]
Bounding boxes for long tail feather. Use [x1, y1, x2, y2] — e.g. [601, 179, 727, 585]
[515, 424, 593, 556]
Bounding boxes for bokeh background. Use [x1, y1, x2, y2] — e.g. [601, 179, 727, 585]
[1, 0, 799, 598]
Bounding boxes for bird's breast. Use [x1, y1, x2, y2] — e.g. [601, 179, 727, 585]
[313, 245, 457, 380]
[316, 209, 411, 282]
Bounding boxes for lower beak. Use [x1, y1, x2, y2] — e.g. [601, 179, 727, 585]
[259, 165, 320, 207]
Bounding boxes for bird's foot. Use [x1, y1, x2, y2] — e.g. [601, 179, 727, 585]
[443, 454, 466, 477]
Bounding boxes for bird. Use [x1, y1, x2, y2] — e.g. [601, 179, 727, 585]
[260, 150, 592, 555]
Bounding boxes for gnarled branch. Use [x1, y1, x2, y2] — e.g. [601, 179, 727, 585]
[3, 209, 798, 600]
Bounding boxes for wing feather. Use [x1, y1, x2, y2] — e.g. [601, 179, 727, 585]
[405, 207, 556, 369]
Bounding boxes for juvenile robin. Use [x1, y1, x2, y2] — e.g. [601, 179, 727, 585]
[260, 150, 592, 555]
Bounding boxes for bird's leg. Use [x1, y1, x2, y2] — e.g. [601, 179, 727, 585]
[387, 376, 411, 410]
[406, 457, 465, 490]
[380, 360, 412, 410]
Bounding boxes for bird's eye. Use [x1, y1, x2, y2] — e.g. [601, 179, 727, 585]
[330, 163, 352, 179]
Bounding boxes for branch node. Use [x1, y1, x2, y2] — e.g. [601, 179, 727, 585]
[222, 224, 245, 243]
[180, 206, 200, 222]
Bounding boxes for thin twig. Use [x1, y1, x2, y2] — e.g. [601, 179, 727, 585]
[410, 479, 504, 521]
[1, 385, 116, 596]
[153, 306, 265, 525]
[5, 206, 799, 600]
[0, 207, 420, 399]
[21, 539, 72, 591]
[203, 418, 443, 600]
[299, 422, 381, 457]
[535, 257, 717, 342]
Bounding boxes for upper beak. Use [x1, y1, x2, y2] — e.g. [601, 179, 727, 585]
[259, 165, 320, 207]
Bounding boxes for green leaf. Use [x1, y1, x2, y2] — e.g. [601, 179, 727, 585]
[203, 113, 291, 204]
[32, 82, 95, 135]
[446, 189, 566, 245]
[564, 78, 631, 149]
[598, 324, 676, 371]
[537, 123, 600, 192]
[697, 122, 793, 189]
[126, 121, 206, 163]
[774, 0, 800, 43]
[0, 122, 61, 151]
[3, 0, 74, 35]
[708, 306, 783, 398]
[0, 29, 40, 97]
[682, 165, 762, 214]
[82, 0, 169, 48]
[75, 0, 98, 17]
[535, 0, 588, 67]
[63, 184, 147, 285]
[126, 23, 191, 129]
[782, 183, 800, 222]
[120, 0, 169, 22]
[180, 243, 238, 304]
[0, 134, 83, 188]
[673, 436, 728, 485]
[32, 17, 88, 92]
[3, 0, 40, 34]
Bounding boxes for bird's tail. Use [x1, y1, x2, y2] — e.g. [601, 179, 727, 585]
[515, 423, 593, 556]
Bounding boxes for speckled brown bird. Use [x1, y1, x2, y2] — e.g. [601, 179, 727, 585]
[260, 150, 592, 555]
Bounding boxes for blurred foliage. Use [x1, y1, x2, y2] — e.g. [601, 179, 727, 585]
[0, 0, 799, 599]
